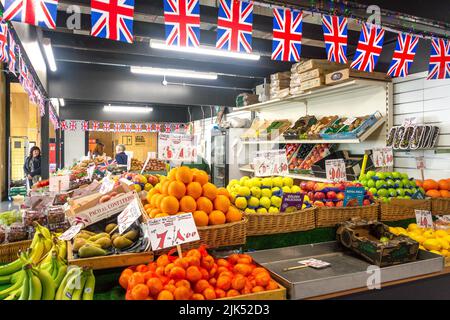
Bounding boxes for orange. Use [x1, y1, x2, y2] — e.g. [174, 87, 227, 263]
[199, 267, 209, 280]
[160, 196, 179, 215]
[438, 179, 450, 191]
[128, 272, 145, 289]
[186, 255, 200, 267]
[226, 206, 242, 223]
[193, 210, 209, 227]
[217, 259, 230, 268]
[136, 264, 149, 273]
[156, 255, 170, 268]
[203, 287, 217, 300]
[227, 254, 240, 265]
[176, 166, 193, 184]
[193, 170, 209, 186]
[215, 288, 226, 299]
[168, 168, 178, 181]
[174, 257, 190, 269]
[416, 180, 423, 188]
[238, 254, 253, 264]
[233, 264, 252, 276]
[164, 263, 175, 276]
[217, 187, 230, 198]
[175, 279, 191, 289]
[150, 194, 159, 207]
[131, 284, 149, 300]
[154, 213, 169, 218]
[196, 197, 213, 214]
[252, 286, 265, 293]
[226, 289, 240, 298]
[186, 266, 202, 283]
[180, 196, 197, 213]
[144, 204, 152, 211]
[186, 249, 202, 259]
[201, 255, 215, 270]
[174, 286, 191, 300]
[157, 290, 174, 300]
[209, 210, 226, 225]
[426, 190, 441, 198]
[214, 195, 231, 212]
[191, 293, 205, 300]
[423, 179, 439, 191]
[119, 273, 131, 290]
[169, 266, 186, 280]
[194, 279, 211, 293]
[168, 181, 186, 200]
[186, 182, 203, 199]
[216, 276, 232, 291]
[266, 280, 279, 291]
[209, 278, 217, 287]
[161, 181, 171, 195]
[202, 183, 218, 200]
[440, 190, 450, 198]
[255, 272, 270, 287]
[251, 267, 268, 277]
[163, 284, 177, 294]
[155, 194, 166, 209]
[231, 275, 246, 291]
[149, 208, 161, 218]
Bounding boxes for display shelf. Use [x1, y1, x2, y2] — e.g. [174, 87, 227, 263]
[241, 116, 386, 145]
[239, 165, 331, 183]
[233, 79, 387, 112]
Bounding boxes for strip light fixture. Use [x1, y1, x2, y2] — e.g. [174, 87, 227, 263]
[103, 105, 153, 114]
[59, 98, 65, 107]
[150, 39, 260, 61]
[42, 38, 57, 72]
[131, 66, 218, 80]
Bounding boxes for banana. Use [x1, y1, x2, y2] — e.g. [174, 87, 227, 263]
[0, 273, 13, 285]
[43, 238, 53, 254]
[51, 258, 59, 279]
[35, 223, 51, 240]
[4, 288, 21, 300]
[0, 259, 23, 276]
[55, 267, 78, 300]
[0, 271, 25, 300]
[57, 241, 68, 262]
[54, 265, 67, 288]
[33, 269, 55, 300]
[62, 268, 82, 300]
[27, 269, 42, 300]
[30, 238, 45, 265]
[10, 271, 23, 284]
[82, 269, 95, 300]
[18, 270, 30, 300]
[71, 271, 87, 300]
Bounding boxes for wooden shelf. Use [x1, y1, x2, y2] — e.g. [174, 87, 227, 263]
[239, 166, 331, 183]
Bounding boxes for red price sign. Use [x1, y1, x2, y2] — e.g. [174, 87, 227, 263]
[373, 147, 394, 168]
[147, 213, 200, 251]
[254, 150, 288, 177]
[325, 159, 347, 182]
[118, 198, 142, 234]
[416, 157, 425, 170]
[415, 210, 433, 229]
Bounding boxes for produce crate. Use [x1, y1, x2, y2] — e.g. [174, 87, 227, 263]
[316, 203, 379, 228]
[431, 198, 450, 215]
[380, 199, 431, 221]
[245, 208, 316, 236]
[0, 240, 32, 263]
[219, 279, 286, 300]
[320, 112, 382, 140]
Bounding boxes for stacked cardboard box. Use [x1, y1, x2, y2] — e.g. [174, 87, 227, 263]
[291, 59, 345, 92]
[270, 71, 291, 99]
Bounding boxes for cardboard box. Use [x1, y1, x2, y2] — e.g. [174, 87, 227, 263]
[298, 68, 326, 82]
[326, 68, 391, 85]
[270, 71, 291, 81]
[295, 59, 335, 73]
[300, 77, 324, 91]
[290, 86, 304, 96]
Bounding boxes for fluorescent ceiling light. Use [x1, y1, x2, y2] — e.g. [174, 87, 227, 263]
[50, 98, 59, 108]
[104, 105, 153, 114]
[42, 38, 57, 72]
[150, 39, 260, 61]
[131, 66, 218, 80]
[59, 98, 65, 107]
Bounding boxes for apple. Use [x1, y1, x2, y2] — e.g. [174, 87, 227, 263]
[336, 192, 345, 200]
[326, 191, 337, 200]
[313, 201, 325, 207]
[336, 201, 344, 207]
[363, 199, 371, 206]
[314, 183, 326, 191]
[307, 192, 315, 201]
[325, 201, 335, 207]
[300, 182, 308, 191]
[335, 183, 345, 191]
[314, 192, 326, 201]
[306, 181, 316, 191]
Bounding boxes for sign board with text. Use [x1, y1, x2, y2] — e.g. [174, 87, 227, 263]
[416, 156, 425, 170]
[58, 224, 82, 241]
[325, 159, 347, 182]
[158, 133, 196, 161]
[253, 150, 288, 177]
[49, 175, 70, 192]
[118, 198, 142, 234]
[372, 147, 394, 167]
[415, 210, 433, 229]
[99, 174, 115, 194]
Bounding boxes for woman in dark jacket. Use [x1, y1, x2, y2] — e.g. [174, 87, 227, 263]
[115, 144, 128, 165]
[24, 146, 42, 187]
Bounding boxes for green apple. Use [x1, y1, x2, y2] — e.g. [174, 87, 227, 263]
[282, 177, 294, 187]
[240, 176, 250, 185]
[260, 197, 271, 209]
[360, 179, 368, 187]
[385, 172, 393, 180]
[359, 174, 367, 181]
[367, 171, 376, 179]
[369, 187, 378, 195]
[367, 179, 376, 188]
[388, 188, 397, 197]
[401, 179, 410, 188]
[249, 177, 261, 188]
[386, 180, 395, 187]
[245, 208, 256, 214]
[230, 192, 237, 203]
[396, 189, 405, 197]
[268, 206, 279, 214]
[291, 185, 301, 193]
[376, 180, 386, 189]
[261, 178, 273, 188]
[377, 188, 388, 197]
[282, 186, 291, 194]
[392, 172, 401, 179]
[235, 197, 248, 210]
[261, 188, 272, 198]
[229, 179, 239, 187]
[244, 179, 253, 188]
[248, 197, 260, 208]
[376, 172, 386, 180]
[401, 173, 409, 180]
[250, 187, 261, 198]
[395, 180, 404, 188]
[238, 186, 251, 197]
[270, 196, 282, 208]
[256, 207, 268, 214]
[272, 177, 284, 188]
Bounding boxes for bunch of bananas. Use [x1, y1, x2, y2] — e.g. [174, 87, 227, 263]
[55, 266, 95, 300]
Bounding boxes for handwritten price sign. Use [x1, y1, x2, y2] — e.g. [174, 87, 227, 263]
[49, 175, 70, 192]
[99, 174, 115, 194]
[254, 150, 289, 177]
[87, 164, 95, 180]
[416, 156, 425, 170]
[147, 213, 200, 251]
[118, 198, 142, 234]
[58, 224, 82, 241]
[325, 159, 347, 182]
[372, 147, 394, 168]
[415, 210, 433, 229]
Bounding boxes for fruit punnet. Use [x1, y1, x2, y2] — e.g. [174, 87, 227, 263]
[144, 167, 242, 226]
[120, 246, 279, 300]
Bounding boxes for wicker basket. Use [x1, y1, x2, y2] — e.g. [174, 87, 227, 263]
[432, 198, 450, 215]
[316, 203, 379, 228]
[380, 199, 431, 221]
[0, 240, 32, 264]
[245, 208, 316, 236]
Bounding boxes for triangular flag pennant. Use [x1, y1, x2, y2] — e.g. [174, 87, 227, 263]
[351, 23, 385, 72]
[271, 8, 303, 62]
[322, 15, 348, 64]
[387, 33, 419, 78]
[427, 38, 450, 80]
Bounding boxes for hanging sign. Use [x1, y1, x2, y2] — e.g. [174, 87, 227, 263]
[325, 159, 347, 182]
[416, 156, 425, 170]
[147, 213, 200, 251]
[372, 147, 394, 167]
[415, 210, 433, 229]
[158, 133, 196, 161]
[118, 198, 142, 234]
[403, 117, 417, 127]
[49, 175, 70, 192]
[253, 150, 289, 177]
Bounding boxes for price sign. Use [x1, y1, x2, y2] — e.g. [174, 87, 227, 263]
[147, 213, 200, 251]
[99, 174, 115, 194]
[344, 187, 365, 207]
[125, 151, 134, 171]
[49, 175, 70, 192]
[119, 178, 134, 186]
[58, 224, 82, 241]
[403, 117, 417, 127]
[298, 258, 331, 269]
[416, 156, 425, 170]
[415, 210, 433, 229]
[372, 147, 394, 167]
[118, 198, 142, 234]
[325, 159, 347, 182]
[343, 117, 357, 126]
[280, 193, 304, 213]
[141, 153, 151, 174]
[254, 150, 288, 177]
[87, 164, 95, 180]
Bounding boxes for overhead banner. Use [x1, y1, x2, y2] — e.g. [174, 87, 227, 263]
[158, 133, 197, 161]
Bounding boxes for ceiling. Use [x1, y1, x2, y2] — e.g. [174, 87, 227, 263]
[23, 0, 449, 120]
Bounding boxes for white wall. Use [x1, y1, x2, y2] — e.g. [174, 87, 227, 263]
[393, 72, 450, 180]
[64, 120, 85, 168]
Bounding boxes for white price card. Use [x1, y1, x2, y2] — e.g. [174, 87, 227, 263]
[298, 258, 331, 269]
[147, 213, 200, 251]
[343, 117, 357, 126]
[49, 175, 70, 192]
[141, 153, 151, 174]
[325, 159, 347, 182]
[119, 178, 134, 186]
[99, 174, 115, 194]
[87, 164, 95, 180]
[118, 198, 142, 234]
[58, 224, 82, 241]
[403, 117, 417, 127]
[372, 147, 394, 168]
[415, 210, 433, 229]
[416, 156, 425, 170]
[253, 149, 289, 177]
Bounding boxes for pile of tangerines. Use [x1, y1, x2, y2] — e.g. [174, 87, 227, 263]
[143, 167, 242, 227]
[119, 247, 279, 300]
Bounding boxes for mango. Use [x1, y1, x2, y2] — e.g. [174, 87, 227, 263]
[73, 238, 87, 252]
[78, 244, 107, 258]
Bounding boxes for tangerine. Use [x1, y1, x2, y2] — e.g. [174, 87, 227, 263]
[439, 179, 450, 191]
[226, 289, 240, 297]
[194, 279, 211, 293]
[164, 284, 177, 293]
[154, 213, 169, 218]
[231, 275, 246, 291]
[199, 267, 210, 280]
[156, 194, 167, 209]
[227, 253, 240, 265]
[251, 267, 268, 277]
[423, 179, 439, 191]
[119, 273, 131, 290]
[155, 266, 165, 277]
[128, 272, 145, 289]
[266, 280, 279, 291]
[160, 196, 179, 215]
[203, 287, 217, 300]
[168, 168, 178, 181]
[255, 272, 271, 287]
[131, 284, 149, 300]
[186, 249, 202, 259]
[168, 181, 186, 199]
[186, 256, 201, 267]
[164, 263, 175, 276]
[217, 259, 230, 268]
[170, 266, 186, 280]
[174, 257, 190, 269]
[201, 255, 215, 270]
[226, 206, 242, 223]
[157, 290, 174, 300]
[176, 166, 194, 184]
[186, 266, 202, 283]
[214, 195, 231, 212]
[187, 182, 203, 199]
[209, 278, 217, 286]
[217, 187, 230, 198]
[193, 210, 209, 227]
[233, 263, 252, 276]
[216, 276, 232, 291]
[175, 279, 191, 289]
[426, 190, 441, 198]
[149, 208, 161, 218]
[174, 286, 191, 300]
[440, 190, 450, 198]
[144, 204, 152, 211]
[209, 210, 226, 225]
[196, 197, 213, 214]
[146, 278, 163, 297]
[416, 180, 423, 187]
[252, 286, 265, 293]
[191, 293, 205, 300]
[193, 170, 209, 186]
[180, 196, 197, 213]
[202, 183, 218, 200]
[215, 288, 226, 299]
[161, 181, 171, 195]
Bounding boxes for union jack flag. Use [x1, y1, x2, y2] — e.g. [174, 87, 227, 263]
[0, 24, 9, 63]
[322, 15, 348, 64]
[135, 123, 142, 132]
[387, 33, 419, 78]
[145, 123, 152, 132]
[97, 159, 116, 172]
[155, 123, 161, 132]
[165, 124, 171, 133]
[81, 121, 89, 131]
[92, 121, 100, 131]
[2, 0, 59, 29]
[427, 38, 450, 80]
[69, 120, 77, 131]
[163, 0, 200, 48]
[7, 30, 17, 75]
[175, 123, 180, 132]
[91, 0, 135, 43]
[271, 8, 302, 62]
[351, 23, 385, 72]
[125, 123, 132, 132]
[114, 122, 122, 132]
[60, 120, 68, 130]
[103, 122, 110, 131]
[216, 0, 253, 53]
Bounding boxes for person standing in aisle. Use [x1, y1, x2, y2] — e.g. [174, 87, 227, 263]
[115, 144, 128, 165]
[23, 146, 42, 188]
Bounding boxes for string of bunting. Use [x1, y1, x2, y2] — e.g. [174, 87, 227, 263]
[58, 120, 188, 133]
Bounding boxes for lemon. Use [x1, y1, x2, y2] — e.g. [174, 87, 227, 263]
[423, 239, 442, 251]
[430, 250, 443, 256]
[413, 228, 424, 235]
[422, 230, 435, 239]
[396, 227, 407, 234]
[435, 230, 449, 238]
[389, 227, 399, 235]
[437, 238, 450, 250]
[441, 249, 449, 257]
[408, 223, 419, 232]
[415, 235, 426, 244]
[445, 235, 450, 243]
[419, 245, 426, 250]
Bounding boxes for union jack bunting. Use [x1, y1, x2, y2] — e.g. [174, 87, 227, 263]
[114, 122, 122, 132]
[145, 123, 152, 132]
[125, 123, 132, 132]
[2, 0, 59, 29]
[216, 0, 253, 53]
[155, 123, 161, 132]
[271, 8, 303, 62]
[0, 24, 9, 63]
[60, 121, 68, 131]
[165, 124, 171, 133]
[69, 120, 77, 131]
[163, 0, 200, 48]
[135, 123, 142, 132]
[91, 0, 135, 43]
[81, 121, 89, 131]
[92, 121, 100, 131]
[175, 123, 180, 132]
[351, 23, 385, 72]
[7, 30, 17, 74]
[427, 38, 450, 80]
[103, 122, 110, 131]
[387, 33, 419, 78]
[322, 15, 348, 64]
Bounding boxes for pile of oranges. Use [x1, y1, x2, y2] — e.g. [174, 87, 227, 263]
[119, 247, 279, 300]
[417, 178, 450, 198]
[143, 167, 242, 226]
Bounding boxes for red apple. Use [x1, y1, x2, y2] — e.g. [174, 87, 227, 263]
[336, 201, 344, 207]
[326, 191, 337, 200]
[306, 181, 316, 191]
[313, 201, 325, 207]
[325, 201, 335, 207]
[314, 183, 325, 192]
[307, 192, 315, 201]
[336, 192, 345, 200]
[363, 199, 371, 206]
[314, 192, 326, 201]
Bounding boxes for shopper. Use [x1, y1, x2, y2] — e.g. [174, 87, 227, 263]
[24, 146, 42, 188]
[92, 142, 106, 158]
[115, 144, 128, 165]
